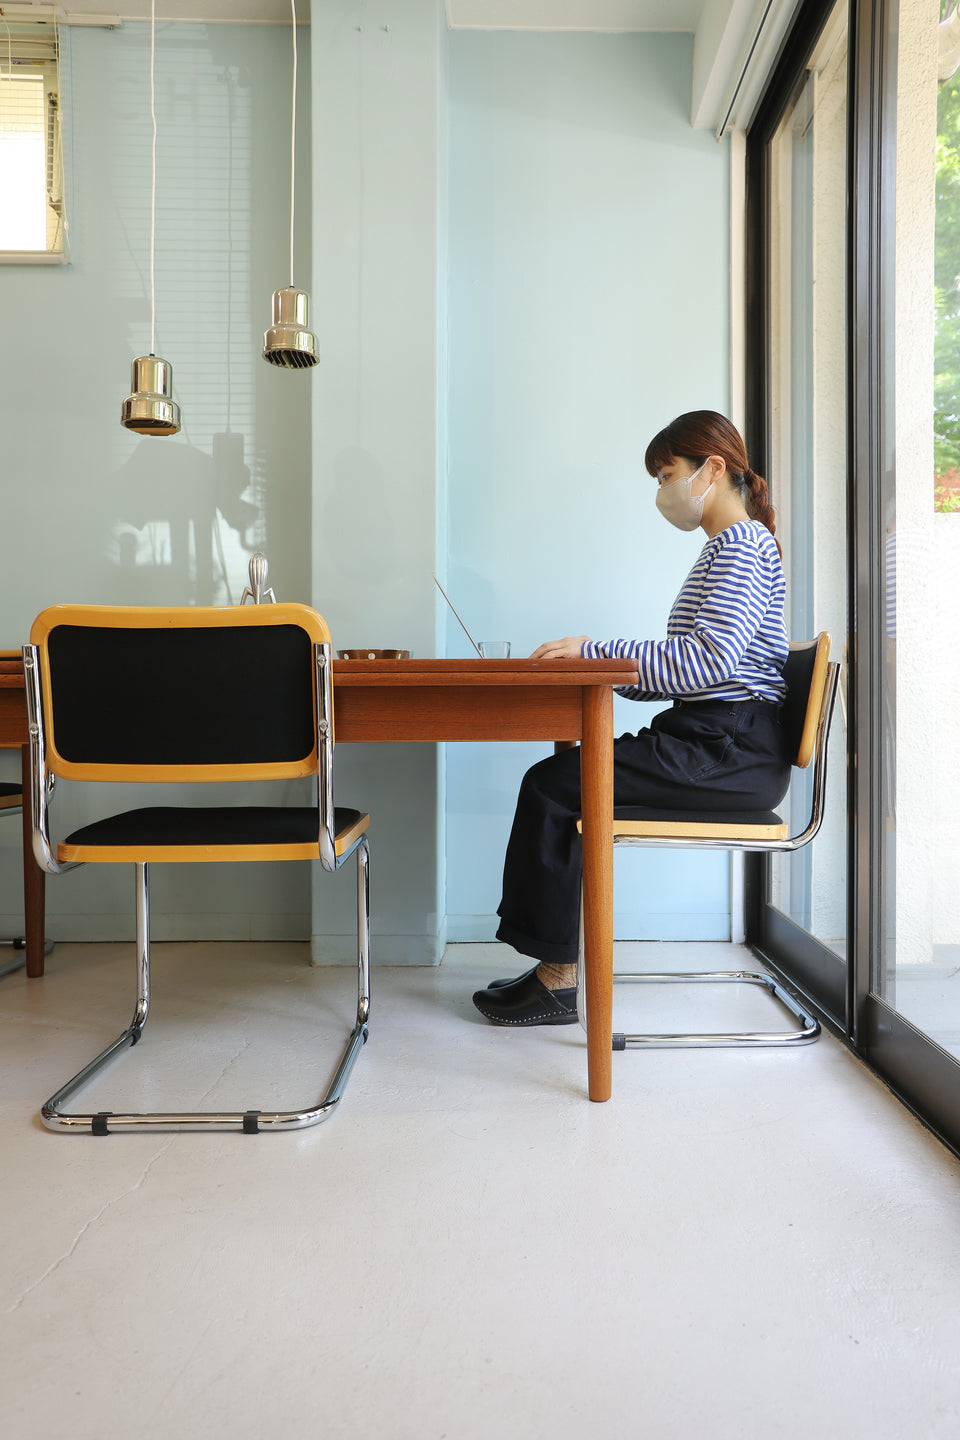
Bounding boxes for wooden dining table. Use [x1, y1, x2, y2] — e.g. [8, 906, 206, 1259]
[1, 648, 635, 1102]
[0, 650, 45, 978]
[332, 656, 637, 1102]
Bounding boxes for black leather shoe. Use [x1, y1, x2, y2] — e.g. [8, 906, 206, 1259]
[472, 970, 578, 1026]
[486, 964, 540, 990]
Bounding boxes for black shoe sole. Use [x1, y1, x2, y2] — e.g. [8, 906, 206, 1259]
[473, 1004, 579, 1027]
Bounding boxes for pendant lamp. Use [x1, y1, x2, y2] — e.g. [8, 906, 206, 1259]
[263, 0, 318, 368]
[122, 0, 181, 434]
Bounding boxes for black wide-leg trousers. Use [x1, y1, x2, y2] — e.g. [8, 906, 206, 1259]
[495, 699, 792, 966]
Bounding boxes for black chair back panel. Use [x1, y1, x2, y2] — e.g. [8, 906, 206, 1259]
[780, 644, 817, 765]
[47, 624, 315, 766]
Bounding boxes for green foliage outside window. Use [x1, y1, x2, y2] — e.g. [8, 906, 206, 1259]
[936, 6, 960, 507]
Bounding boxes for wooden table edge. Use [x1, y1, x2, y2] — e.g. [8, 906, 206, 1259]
[333, 659, 638, 688]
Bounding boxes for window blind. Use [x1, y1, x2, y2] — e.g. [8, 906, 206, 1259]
[0, 23, 64, 256]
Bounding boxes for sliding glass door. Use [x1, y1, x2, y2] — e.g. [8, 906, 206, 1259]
[879, 0, 960, 1060]
[861, 0, 960, 1145]
[748, 0, 960, 1154]
[747, 0, 851, 1028]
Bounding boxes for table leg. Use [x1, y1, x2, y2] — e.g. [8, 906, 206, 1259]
[21, 743, 45, 978]
[580, 687, 613, 1102]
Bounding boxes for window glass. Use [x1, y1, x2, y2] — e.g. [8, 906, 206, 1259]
[936, 5, 960, 509]
[0, 23, 64, 257]
[766, 0, 850, 960]
[876, 0, 960, 1060]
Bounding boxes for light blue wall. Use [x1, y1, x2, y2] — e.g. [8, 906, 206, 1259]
[0, 23, 315, 941]
[444, 32, 734, 942]
[309, 0, 446, 963]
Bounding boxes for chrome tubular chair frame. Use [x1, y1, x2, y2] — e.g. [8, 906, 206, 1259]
[577, 642, 840, 1051]
[39, 846, 371, 1134]
[23, 621, 371, 1135]
[23, 647, 80, 881]
[576, 955, 820, 1051]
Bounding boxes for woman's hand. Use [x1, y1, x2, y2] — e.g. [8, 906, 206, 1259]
[529, 635, 592, 660]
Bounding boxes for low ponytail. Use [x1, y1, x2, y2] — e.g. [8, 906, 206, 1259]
[743, 468, 782, 557]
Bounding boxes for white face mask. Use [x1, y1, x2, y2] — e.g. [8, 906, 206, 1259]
[655, 460, 714, 532]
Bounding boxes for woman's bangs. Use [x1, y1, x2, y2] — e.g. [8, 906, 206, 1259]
[644, 431, 677, 478]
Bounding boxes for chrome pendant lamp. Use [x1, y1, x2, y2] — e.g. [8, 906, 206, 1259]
[121, 0, 181, 435]
[263, 0, 319, 369]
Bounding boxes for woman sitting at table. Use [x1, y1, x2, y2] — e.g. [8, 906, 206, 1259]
[472, 410, 791, 1027]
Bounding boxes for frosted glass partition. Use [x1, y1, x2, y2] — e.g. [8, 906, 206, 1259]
[0, 23, 314, 943]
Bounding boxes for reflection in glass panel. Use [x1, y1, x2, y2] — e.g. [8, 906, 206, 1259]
[879, 0, 960, 1060]
[107, 34, 263, 607]
[766, 0, 849, 959]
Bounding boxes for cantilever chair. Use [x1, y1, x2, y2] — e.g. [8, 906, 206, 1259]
[23, 603, 370, 1135]
[577, 633, 840, 1050]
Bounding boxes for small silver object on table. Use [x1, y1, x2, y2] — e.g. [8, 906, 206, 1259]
[240, 553, 277, 604]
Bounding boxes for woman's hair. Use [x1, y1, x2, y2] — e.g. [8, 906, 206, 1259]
[644, 410, 781, 555]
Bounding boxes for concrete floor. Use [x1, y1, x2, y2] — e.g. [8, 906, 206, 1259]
[2, 939, 960, 1440]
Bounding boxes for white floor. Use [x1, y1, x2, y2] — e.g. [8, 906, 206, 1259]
[3, 940, 960, 1440]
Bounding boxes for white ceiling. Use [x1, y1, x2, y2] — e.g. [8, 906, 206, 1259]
[18, 0, 779, 135]
[445, 1, 705, 29]
[28, 0, 706, 30]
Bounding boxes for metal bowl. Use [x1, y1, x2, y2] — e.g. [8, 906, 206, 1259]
[337, 648, 412, 660]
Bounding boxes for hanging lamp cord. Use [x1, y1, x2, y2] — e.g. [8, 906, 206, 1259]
[290, 0, 297, 288]
[149, 0, 157, 355]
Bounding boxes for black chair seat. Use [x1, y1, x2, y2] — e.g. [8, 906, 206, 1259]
[613, 805, 783, 828]
[65, 806, 365, 849]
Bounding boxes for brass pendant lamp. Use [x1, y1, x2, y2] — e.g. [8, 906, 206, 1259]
[263, 0, 318, 369]
[121, 0, 181, 434]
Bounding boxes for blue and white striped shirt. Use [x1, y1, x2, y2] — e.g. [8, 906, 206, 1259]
[583, 520, 788, 704]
